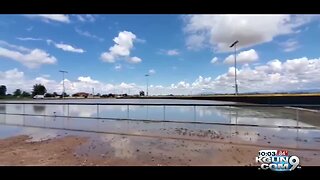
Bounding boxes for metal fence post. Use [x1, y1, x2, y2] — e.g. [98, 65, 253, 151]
[127, 105, 129, 119]
[67, 104, 70, 117]
[97, 104, 99, 118]
[194, 106, 196, 121]
[296, 109, 299, 127]
[163, 105, 166, 120]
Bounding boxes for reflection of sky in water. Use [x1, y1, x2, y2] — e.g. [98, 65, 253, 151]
[1, 99, 320, 128]
[0, 99, 320, 150]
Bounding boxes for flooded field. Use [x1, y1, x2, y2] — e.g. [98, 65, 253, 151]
[0, 99, 319, 166]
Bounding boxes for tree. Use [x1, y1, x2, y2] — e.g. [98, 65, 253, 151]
[32, 84, 47, 96]
[53, 92, 59, 97]
[139, 91, 145, 96]
[0, 85, 6, 96]
[21, 91, 31, 97]
[13, 89, 22, 96]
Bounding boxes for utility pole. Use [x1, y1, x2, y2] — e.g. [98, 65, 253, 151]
[59, 70, 68, 99]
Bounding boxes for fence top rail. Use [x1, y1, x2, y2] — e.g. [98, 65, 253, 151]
[0, 102, 320, 107]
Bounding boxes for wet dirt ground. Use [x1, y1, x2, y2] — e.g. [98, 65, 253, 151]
[0, 125, 319, 166]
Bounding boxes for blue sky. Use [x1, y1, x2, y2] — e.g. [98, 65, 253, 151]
[1, 15, 320, 95]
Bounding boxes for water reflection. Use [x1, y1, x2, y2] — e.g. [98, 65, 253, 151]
[0, 99, 320, 129]
[0, 114, 319, 151]
[33, 105, 46, 114]
[0, 105, 6, 123]
[0, 105, 6, 112]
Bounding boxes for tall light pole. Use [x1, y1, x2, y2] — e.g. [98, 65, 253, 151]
[59, 70, 68, 99]
[230, 40, 239, 95]
[145, 74, 150, 96]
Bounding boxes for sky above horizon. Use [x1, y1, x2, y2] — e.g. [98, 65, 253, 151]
[1, 14, 320, 95]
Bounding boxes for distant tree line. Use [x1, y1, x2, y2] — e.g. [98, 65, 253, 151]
[0, 84, 67, 99]
[1, 84, 146, 99]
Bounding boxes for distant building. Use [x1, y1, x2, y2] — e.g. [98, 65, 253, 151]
[72, 92, 89, 98]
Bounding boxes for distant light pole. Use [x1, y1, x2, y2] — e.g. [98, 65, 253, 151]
[59, 70, 68, 99]
[145, 74, 150, 96]
[230, 40, 239, 95]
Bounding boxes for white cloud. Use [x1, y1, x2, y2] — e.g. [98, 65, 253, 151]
[183, 15, 314, 52]
[114, 64, 122, 70]
[77, 76, 100, 84]
[100, 31, 142, 63]
[0, 41, 57, 68]
[45, 39, 85, 53]
[75, 28, 104, 42]
[26, 26, 33, 31]
[100, 52, 115, 63]
[167, 49, 180, 56]
[75, 15, 95, 22]
[148, 69, 156, 74]
[211, 57, 218, 64]
[128, 57, 142, 63]
[0, 40, 30, 52]
[3, 56, 320, 95]
[26, 14, 70, 23]
[159, 49, 180, 56]
[280, 39, 300, 52]
[16, 38, 85, 53]
[16, 37, 42, 41]
[224, 49, 259, 64]
[0, 68, 24, 81]
[136, 38, 146, 43]
[0, 69, 27, 93]
[54, 43, 85, 53]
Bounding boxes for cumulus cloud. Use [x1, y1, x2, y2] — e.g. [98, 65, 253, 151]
[77, 76, 100, 84]
[26, 14, 70, 23]
[224, 49, 259, 64]
[100, 31, 142, 63]
[0, 69, 28, 93]
[0, 68, 24, 81]
[211, 57, 218, 64]
[0, 41, 57, 68]
[2, 56, 320, 95]
[128, 57, 141, 63]
[183, 15, 314, 52]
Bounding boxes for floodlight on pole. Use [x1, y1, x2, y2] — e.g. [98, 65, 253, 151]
[59, 70, 68, 99]
[145, 74, 150, 96]
[229, 40, 239, 95]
